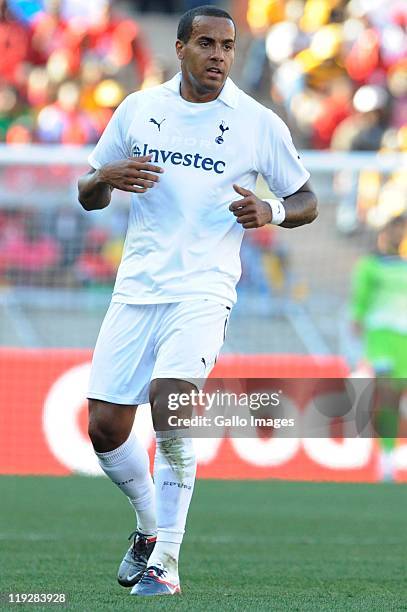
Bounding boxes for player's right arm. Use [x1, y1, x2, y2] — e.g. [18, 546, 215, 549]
[78, 94, 163, 211]
[78, 155, 163, 211]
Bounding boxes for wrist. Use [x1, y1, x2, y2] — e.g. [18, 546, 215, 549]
[96, 166, 111, 187]
[264, 199, 286, 225]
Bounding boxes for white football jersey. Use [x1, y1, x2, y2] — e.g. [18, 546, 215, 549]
[88, 72, 310, 307]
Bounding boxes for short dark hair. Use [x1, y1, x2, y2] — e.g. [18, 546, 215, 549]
[177, 5, 235, 43]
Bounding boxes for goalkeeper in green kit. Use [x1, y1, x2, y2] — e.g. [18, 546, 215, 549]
[351, 214, 407, 480]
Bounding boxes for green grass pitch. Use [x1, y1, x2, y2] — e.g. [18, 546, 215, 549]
[1, 476, 407, 611]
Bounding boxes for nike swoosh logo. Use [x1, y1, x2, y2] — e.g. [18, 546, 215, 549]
[128, 572, 140, 581]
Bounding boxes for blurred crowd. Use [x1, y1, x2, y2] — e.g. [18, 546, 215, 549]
[0, 204, 289, 294]
[0, 0, 226, 144]
[0, 205, 128, 287]
[1, 0, 405, 151]
[0, 0, 162, 144]
[244, 0, 406, 153]
[242, 0, 406, 231]
[0, 0, 287, 292]
[0, 0, 406, 290]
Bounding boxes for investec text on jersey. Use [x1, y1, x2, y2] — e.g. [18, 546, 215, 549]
[133, 144, 226, 174]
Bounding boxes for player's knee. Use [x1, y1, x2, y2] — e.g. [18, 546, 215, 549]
[88, 418, 113, 451]
[149, 391, 172, 431]
[88, 401, 123, 451]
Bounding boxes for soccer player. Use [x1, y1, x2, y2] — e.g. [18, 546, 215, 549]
[351, 215, 407, 480]
[78, 5, 317, 597]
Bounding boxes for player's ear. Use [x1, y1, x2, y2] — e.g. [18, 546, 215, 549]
[176, 40, 184, 60]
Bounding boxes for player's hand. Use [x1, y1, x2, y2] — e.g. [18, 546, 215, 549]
[229, 184, 272, 229]
[98, 155, 164, 194]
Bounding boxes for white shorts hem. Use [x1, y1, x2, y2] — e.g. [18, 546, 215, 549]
[112, 295, 234, 309]
[151, 371, 203, 380]
[87, 391, 148, 405]
[151, 372, 205, 390]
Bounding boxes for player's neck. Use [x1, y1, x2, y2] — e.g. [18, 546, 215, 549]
[179, 75, 221, 104]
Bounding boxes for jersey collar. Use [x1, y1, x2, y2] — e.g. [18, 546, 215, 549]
[163, 72, 239, 109]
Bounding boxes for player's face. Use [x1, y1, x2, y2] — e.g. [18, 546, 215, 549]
[176, 16, 236, 99]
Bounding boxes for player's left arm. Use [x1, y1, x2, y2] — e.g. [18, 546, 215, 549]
[229, 180, 318, 230]
[280, 179, 318, 228]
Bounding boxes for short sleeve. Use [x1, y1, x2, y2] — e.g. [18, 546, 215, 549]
[88, 96, 133, 169]
[255, 110, 310, 198]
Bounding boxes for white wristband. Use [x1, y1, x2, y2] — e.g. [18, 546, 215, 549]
[265, 199, 286, 225]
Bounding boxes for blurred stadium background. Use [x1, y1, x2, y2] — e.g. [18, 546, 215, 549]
[0, 0, 406, 481]
[1, 1, 407, 608]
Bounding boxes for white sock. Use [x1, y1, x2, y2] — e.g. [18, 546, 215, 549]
[147, 432, 196, 576]
[379, 449, 395, 482]
[95, 433, 157, 536]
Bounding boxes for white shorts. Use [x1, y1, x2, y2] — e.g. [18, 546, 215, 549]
[88, 300, 231, 405]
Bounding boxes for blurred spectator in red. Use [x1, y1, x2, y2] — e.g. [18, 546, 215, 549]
[312, 77, 353, 149]
[332, 84, 389, 151]
[0, 210, 60, 283]
[30, 0, 84, 74]
[0, 0, 31, 87]
[0, 0, 155, 143]
[37, 80, 98, 143]
[75, 227, 116, 286]
[86, 1, 153, 88]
